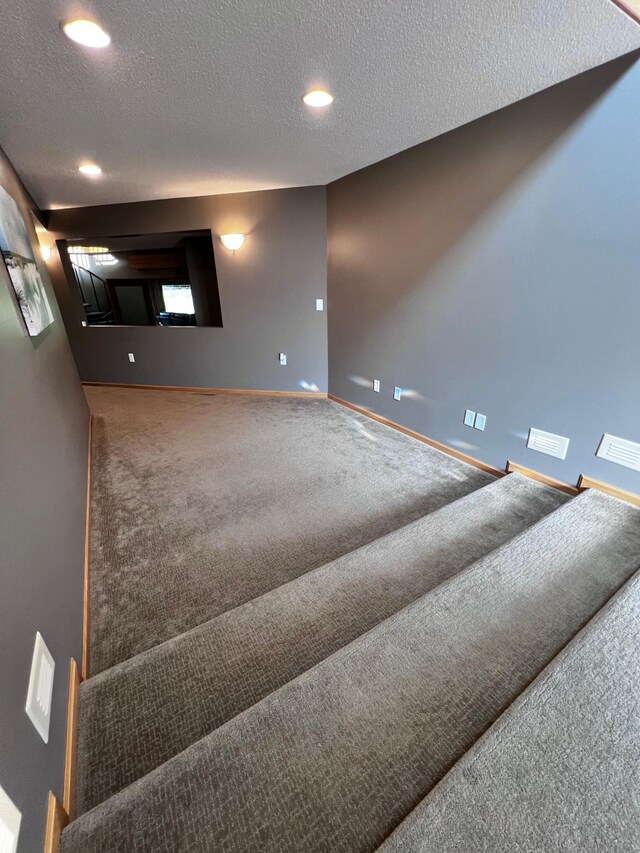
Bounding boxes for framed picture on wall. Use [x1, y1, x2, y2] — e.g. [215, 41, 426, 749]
[0, 184, 54, 336]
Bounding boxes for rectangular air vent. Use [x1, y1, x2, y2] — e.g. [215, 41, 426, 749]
[25, 632, 55, 743]
[526, 427, 570, 460]
[596, 433, 640, 472]
[0, 785, 21, 853]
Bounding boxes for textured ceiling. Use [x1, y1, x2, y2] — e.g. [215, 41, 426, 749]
[1, 0, 638, 209]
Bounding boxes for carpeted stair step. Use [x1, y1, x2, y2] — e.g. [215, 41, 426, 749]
[89, 394, 496, 674]
[62, 489, 640, 853]
[377, 570, 640, 853]
[76, 472, 566, 813]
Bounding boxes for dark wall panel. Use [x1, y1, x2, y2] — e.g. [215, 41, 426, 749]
[0, 148, 88, 852]
[328, 54, 640, 492]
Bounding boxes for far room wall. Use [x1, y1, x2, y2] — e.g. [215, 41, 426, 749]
[46, 185, 328, 394]
[327, 53, 640, 492]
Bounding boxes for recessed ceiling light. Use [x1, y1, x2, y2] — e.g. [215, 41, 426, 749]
[303, 89, 334, 107]
[62, 19, 111, 48]
[78, 162, 102, 176]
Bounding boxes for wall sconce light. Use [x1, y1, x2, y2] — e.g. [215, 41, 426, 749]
[220, 233, 245, 252]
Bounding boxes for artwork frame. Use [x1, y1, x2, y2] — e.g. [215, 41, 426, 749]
[0, 184, 54, 336]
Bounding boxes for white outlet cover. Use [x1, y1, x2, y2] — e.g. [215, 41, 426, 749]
[373, 379, 380, 393]
[279, 353, 287, 366]
[464, 409, 476, 427]
[474, 413, 487, 431]
[128, 352, 135, 363]
[527, 427, 570, 460]
[0, 785, 21, 853]
[393, 387, 402, 401]
[315, 298, 324, 311]
[25, 632, 55, 744]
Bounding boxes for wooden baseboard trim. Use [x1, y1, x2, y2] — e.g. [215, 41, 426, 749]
[577, 475, 640, 508]
[82, 414, 93, 681]
[506, 461, 580, 496]
[328, 394, 505, 477]
[82, 381, 326, 398]
[44, 792, 68, 853]
[63, 659, 81, 821]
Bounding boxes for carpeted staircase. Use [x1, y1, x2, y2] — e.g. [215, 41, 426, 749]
[378, 570, 640, 853]
[62, 391, 640, 852]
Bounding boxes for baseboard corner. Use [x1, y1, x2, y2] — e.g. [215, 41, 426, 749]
[505, 461, 579, 496]
[44, 791, 68, 853]
[63, 658, 81, 822]
[577, 474, 640, 507]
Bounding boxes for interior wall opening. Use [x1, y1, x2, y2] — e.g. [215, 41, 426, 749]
[57, 228, 223, 328]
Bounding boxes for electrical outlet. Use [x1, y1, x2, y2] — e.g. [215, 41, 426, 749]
[25, 632, 55, 744]
[315, 298, 324, 311]
[128, 352, 135, 363]
[393, 387, 402, 401]
[0, 784, 21, 853]
[474, 413, 487, 431]
[373, 379, 380, 393]
[279, 352, 287, 366]
[464, 409, 476, 427]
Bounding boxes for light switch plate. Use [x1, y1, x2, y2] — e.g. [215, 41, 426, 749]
[278, 352, 287, 366]
[393, 387, 402, 401]
[474, 413, 487, 431]
[527, 427, 570, 460]
[128, 352, 135, 363]
[464, 409, 476, 427]
[373, 379, 380, 393]
[25, 632, 55, 744]
[0, 785, 21, 853]
[315, 298, 324, 311]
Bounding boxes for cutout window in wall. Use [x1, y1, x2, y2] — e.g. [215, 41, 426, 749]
[57, 229, 223, 328]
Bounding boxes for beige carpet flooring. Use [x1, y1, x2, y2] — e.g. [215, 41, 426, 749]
[64, 388, 640, 853]
[379, 571, 640, 852]
[85, 388, 492, 674]
[77, 471, 566, 813]
[64, 486, 640, 853]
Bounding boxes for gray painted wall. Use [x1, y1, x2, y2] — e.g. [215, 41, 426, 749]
[47, 186, 328, 393]
[327, 53, 640, 493]
[0, 148, 88, 852]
